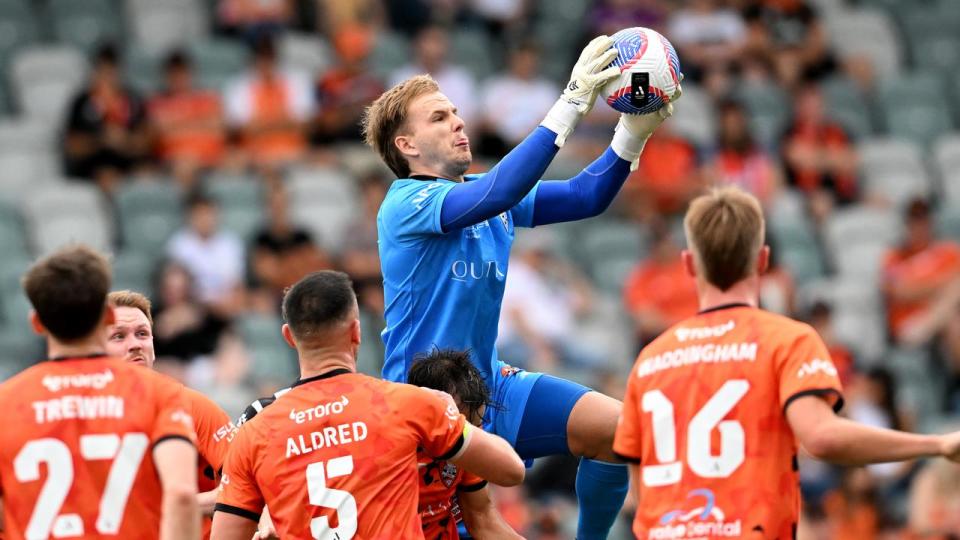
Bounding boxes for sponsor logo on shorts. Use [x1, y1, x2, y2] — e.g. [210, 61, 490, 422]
[649, 489, 742, 539]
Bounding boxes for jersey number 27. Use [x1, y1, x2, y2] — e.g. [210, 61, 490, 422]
[642, 380, 749, 487]
[14, 433, 149, 538]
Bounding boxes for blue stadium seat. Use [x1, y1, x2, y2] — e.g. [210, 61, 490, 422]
[46, 0, 122, 52]
[188, 38, 248, 92]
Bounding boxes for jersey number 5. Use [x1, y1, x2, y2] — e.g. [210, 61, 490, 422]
[14, 433, 149, 538]
[306, 455, 358, 539]
[642, 380, 749, 487]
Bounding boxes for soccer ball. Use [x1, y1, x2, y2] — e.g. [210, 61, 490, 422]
[600, 27, 682, 115]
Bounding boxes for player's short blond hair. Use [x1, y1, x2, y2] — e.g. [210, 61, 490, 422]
[361, 74, 440, 178]
[683, 186, 766, 291]
[108, 290, 153, 327]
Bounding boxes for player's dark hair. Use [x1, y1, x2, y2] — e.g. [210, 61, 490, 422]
[408, 348, 490, 423]
[23, 245, 112, 342]
[282, 271, 357, 340]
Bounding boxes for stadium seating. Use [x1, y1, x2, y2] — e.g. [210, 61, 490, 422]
[801, 277, 887, 361]
[126, 0, 209, 54]
[368, 30, 410, 80]
[10, 45, 87, 122]
[737, 81, 790, 147]
[574, 219, 646, 294]
[25, 182, 114, 255]
[670, 84, 716, 147]
[823, 205, 898, 281]
[826, 8, 902, 78]
[877, 72, 953, 146]
[450, 28, 497, 80]
[237, 313, 299, 383]
[188, 38, 248, 91]
[0, 200, 28, 257]
[46, 0, 123, 53]
[286, 166, 358, 252]
[933, 134, 960, 203]
[937, 203, 960, 242]
[820, 76, 873, 139]
[0, 0, 38, 69]
[858, 138, 932, 206]
[112, 250, 154, 295]
[123, 43, 161, 94]
[279, 32, 333, 75]
[116, 180, 182, 256]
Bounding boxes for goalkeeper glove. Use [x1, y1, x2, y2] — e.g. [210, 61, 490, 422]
[611, 80, 683, 170]
[541, 35, 620, 147]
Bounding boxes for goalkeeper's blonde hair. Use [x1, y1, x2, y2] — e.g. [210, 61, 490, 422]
[362, 74, 439, 178]
[683, 186, 766, 292]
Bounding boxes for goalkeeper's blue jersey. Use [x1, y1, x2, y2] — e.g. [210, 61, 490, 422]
[377, 175, 540, 387]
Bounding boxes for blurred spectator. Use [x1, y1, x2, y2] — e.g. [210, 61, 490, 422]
[480, 42, 555, 150]
[706, 99, 782, 206]
[623, 222, 699, 347]
[167, 193, 246, 313]
[744, 0, 835, 88]
[808, 301, 855, 386]
[667, 0, 747, 82]
[624, 125, 703, 219]
[497, 230, 600, 372]
[908, 458, 960, 537]
[882, 199, 960, 350]
[780, 84, 858, 221]
[341, 173, 388, 315]
[225, 36, 315, 169]
[316, 0, 384, 35]
[587, 0, 667, 38]
[390, 25, 479, 127]
[147, 50, 228, 187]
[217, 0, 294, 43]
[249, 185, 332, 307]
[820, 468, 881, 540]
[152, 261, 229, 363]
[63, 44, 148, 194]
[383, 0, 434, 36]
[846, 368, 915, 489]
[312, 24, 385, 145]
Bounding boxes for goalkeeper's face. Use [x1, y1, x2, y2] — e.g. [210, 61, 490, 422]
[105, 306, 156, 368]
[401, 91, 471, 179]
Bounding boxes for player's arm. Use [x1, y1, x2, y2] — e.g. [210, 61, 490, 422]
[210, 513, 258, 540]
[529, 93, 680, 227]
[438, 37, 620, 232]
[459, 484, 525, 539]
[448, 425, 525, 487]
[154, 438, 201, 540]
[786, 395, 949, 465]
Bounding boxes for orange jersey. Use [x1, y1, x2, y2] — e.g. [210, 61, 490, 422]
[0, 356, 196, 540]
[614, 304, 843, 540]
[216, 369, 470, 539]
[182, 386, 235, 540]
[417, 456, 486, 540]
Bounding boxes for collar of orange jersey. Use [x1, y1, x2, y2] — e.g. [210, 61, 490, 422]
[698, 302, 752, 315]
[293, 368, 353, 387]
[48, 353, 109, 362]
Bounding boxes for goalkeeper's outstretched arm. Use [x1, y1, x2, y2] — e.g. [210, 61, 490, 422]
[530, 96, 681, 227]
[438, 36, 620, 232]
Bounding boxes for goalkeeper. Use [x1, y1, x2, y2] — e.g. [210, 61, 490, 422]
[362, 36, 680, 539]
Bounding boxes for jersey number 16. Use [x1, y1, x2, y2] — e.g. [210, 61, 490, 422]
[642, 380, 750, 487]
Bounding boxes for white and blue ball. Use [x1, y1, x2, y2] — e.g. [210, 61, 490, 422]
[600, 27, 682, 115]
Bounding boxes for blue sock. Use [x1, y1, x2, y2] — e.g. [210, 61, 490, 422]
[575, 458, 629, 540]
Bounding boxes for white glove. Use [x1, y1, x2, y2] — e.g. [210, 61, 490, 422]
[611, 81, 683, 170]
[541, 35, 620, 147]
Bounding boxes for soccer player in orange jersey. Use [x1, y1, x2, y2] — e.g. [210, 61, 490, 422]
[614, 187, 960, 540]
[105, 290, 236, 540]
[211, 271, 525, 539]
[0, 245, 200, 540]
[408, 349, 523, 540]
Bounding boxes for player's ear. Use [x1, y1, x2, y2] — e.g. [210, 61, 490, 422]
[28, 310, 46, 336]
[394, 134, 419, 159]
[757, 245, 770, 275]
[281, 324, 297, 350]
[681, 249, 697, 279]
[350, 318, 361, 346]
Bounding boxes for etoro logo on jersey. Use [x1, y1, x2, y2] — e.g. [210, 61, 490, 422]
[649, 489, 741, 539]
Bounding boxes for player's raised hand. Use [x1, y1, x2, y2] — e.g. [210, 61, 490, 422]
[562, 35, 621, 114]
[938, 430, 960, 462]
[611, 74, 683, 170]
[541, 35, 620, 147]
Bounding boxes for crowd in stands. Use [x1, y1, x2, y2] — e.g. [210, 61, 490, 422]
[0, 0, 957, 537]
